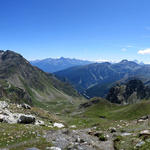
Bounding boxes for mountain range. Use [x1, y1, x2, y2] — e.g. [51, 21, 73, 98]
[30, 57, 92, 73]
[3, 50, 150, 104]
[54, 59, 150, 98]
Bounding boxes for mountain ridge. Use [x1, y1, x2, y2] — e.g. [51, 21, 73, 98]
[54, 60, 150, 98]
[30, 57, 92, 73]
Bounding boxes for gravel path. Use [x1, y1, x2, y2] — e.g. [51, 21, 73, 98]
[45, 128, 114, 150]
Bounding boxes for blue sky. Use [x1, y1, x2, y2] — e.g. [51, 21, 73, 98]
[1, 0, 150, 63]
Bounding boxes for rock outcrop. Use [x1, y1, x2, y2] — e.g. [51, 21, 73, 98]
[106, 79, 150, 104]
[0, 101, 41, 125]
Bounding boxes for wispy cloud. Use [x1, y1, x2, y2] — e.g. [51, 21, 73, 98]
[121, 48, 127, 52]
[121, 45, 134, 52]
[94, 59, 110, 63]
[138, 48, 150, 55]
[127, 45, 134, 48]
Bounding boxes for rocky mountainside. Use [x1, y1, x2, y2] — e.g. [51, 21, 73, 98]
[55, 60, 150, 98]
[0, 50, 80, 106]
[106, 79, 150, 104]
[30, 57, 92, 73]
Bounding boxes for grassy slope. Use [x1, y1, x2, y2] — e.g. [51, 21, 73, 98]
[83, 100, 150, 120]
[64, 98, 150, 129]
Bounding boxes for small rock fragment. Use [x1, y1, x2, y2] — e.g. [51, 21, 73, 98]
[53, 123, 64, 128]
[135, 141, 145, 148]
[21, 103, 31, 109]
[25, 148, 40, 150]
[49, 147, 61, 150]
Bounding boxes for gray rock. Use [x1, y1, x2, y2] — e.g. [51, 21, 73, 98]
[0, 101, 8, 109]
[139, 130, 150, 137]
[121, 132, 132, 136]
[136, 141, 145, 148]
[21, 103, 31, 109]
[48, 147, 61, 150]
[109, 127, 116, 133]
[0, 108, 36, 124]
[137, 116, 148, 123]
[0, 110, 18, 124]
[18, 114, 35, 124]
[35, 120, 44, 126]
[25, 148, 40, 150]
[139, 116, 148, 120]
[53, 123, 64, 128]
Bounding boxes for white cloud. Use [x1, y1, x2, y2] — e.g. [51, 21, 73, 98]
[127, 45, 134, 48]
[121, 48, 127, 52]
[138, 48, 150, 55]
[94, 59, 119, 63]
[94, 59, 110, 63]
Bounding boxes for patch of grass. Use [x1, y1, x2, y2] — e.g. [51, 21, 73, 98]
[10, 137, 52, 150]
[0, 123, 53, 149]
[63, 99, 150, 130]
[82, 99, 150, 121]
[98, 133, 107, 141]
[136, 141, 150, 150]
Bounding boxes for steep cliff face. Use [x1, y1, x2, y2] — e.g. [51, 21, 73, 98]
[106, 79, 150, 104]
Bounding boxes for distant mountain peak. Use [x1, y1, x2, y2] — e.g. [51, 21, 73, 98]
[60, 56, 65, 60]
[30, 57, 92, 73]
[120, 59, 129, 63]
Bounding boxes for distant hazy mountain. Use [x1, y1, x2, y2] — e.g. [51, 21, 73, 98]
[55, 59, 150, 98]
[30, 57, 92, 73]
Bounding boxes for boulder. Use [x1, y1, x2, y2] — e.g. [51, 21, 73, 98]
[21, 103, 31, 109]
[121, 132, 132, 136]
[139, 130, 150, 137]
[26, 148, 40, 150]
[70, 125, 76, 128]
[0, 108, 36, 124]
[0, 101, 9, 109]
[0, 110, 18, 124]
[53, 123, 64, 128]
[137, 116, 149, 123]
[18, 114, 35, 124]
[140, 116, 148, 120]
[135, 141, 145, 148]
[109, 127, 116, 133]
[0, 114, 3, 122]
[48, 147, 61, 150]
